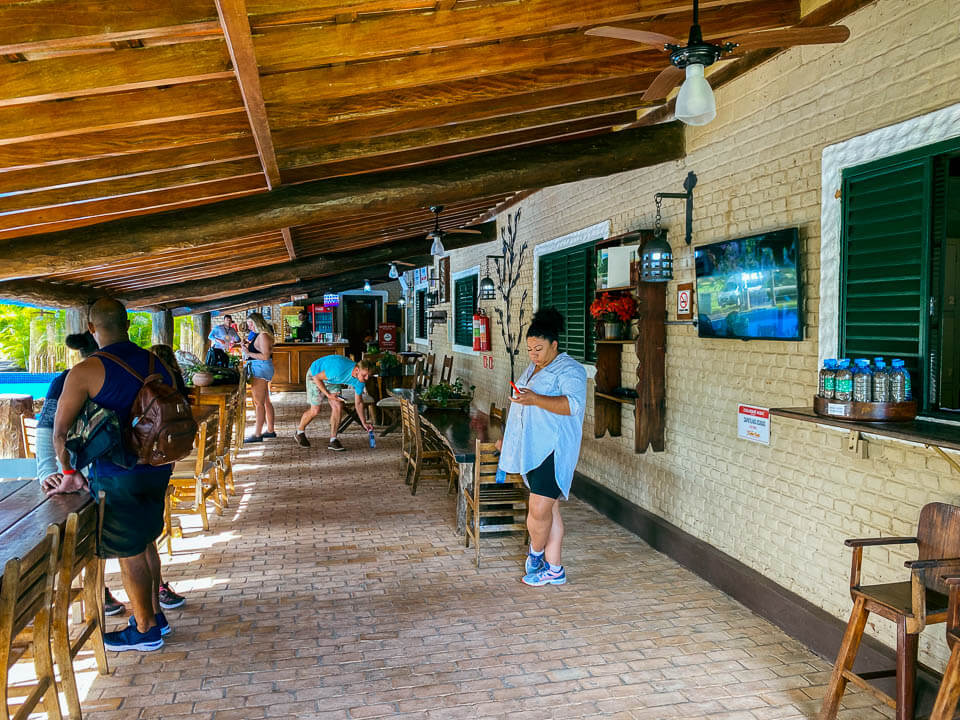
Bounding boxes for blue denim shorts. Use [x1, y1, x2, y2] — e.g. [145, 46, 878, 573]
[247, 359, 274, 381]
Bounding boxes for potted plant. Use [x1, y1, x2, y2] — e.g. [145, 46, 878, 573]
[419, 377, 476, 412]
[377, 351, 402, 377]
[590, 292, 637, 340]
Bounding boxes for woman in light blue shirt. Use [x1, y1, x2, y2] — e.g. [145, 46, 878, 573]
[497, 308, 587, 586]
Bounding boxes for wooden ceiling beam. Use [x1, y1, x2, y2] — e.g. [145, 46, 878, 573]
[0, 121, 683, 280]
[0, 138, 259, 196]
[0, 113, 252, 172]
[1, 158, 264, 214]
[472, 190, 538, 225]
[0, 279, 112, 309]
[124, 224, 494, 307]
[0, 41, 233, 108]
[248, 1, 433, 28]
[0, 22, 223, 57]
[252, 0, 787, 68]
[215, 0, 281, 189]
[0, 80, 243, 145]
[281, 227, 297, 260]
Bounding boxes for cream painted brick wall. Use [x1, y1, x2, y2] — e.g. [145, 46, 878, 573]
[432, 0, 960, 669]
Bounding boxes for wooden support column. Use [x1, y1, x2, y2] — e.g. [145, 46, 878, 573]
[0, 394, 33, 458]
[151, 310, 174, 347]
[193, 312, 212, 358]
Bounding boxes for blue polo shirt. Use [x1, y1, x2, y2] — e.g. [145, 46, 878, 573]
[308, 354, 365, 395]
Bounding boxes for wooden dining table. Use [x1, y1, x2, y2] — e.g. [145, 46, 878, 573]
[390, 388, 503, 534]
[0, 478, 91, 590]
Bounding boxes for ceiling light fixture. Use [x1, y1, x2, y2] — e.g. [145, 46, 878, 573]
[363, 279, 372, 292]
[388, 263, 399, 279]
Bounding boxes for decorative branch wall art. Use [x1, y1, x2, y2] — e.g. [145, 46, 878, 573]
[492, 209, 528, 383]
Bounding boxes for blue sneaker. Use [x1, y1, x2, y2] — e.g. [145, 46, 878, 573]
[129, 611, 170, 637]
[525, 552, 547, 574]
[522, 565, 566, 586]
[105, 622, 163, 652]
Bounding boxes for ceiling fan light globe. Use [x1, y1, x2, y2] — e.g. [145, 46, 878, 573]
[388, 263, 399, 279]
[675, 63, 716, 126]
[363, 279, 372, 292]
[430, 236, 445, 256]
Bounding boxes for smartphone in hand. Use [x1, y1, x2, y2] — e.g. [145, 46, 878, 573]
[510, 380, 520, 397]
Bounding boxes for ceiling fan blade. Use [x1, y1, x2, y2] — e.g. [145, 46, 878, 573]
[726, 25, 850, 51]
[446, 228, 483, 235]
[642, 65, 684, 102]
[585, 26, 678, 48]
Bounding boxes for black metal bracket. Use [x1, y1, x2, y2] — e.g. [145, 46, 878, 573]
[654, 171, 697, 245]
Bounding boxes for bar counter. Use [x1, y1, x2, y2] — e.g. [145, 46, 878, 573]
[270, 342, 349, 391]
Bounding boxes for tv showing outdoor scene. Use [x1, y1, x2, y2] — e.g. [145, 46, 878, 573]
[694, 228, 801, 340]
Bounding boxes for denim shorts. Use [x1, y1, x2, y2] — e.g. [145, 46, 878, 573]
[88, 462, 172, 558]
[247, 359, 274, 381]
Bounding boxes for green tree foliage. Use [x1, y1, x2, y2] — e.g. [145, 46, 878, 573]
[0, 305, 65, 370]
[128, 312, 152, 348]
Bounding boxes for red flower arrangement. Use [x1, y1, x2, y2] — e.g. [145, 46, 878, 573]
[590, 292, 636, 323]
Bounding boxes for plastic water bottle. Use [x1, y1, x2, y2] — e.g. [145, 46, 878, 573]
[873, 357, 884, 372]
[368, 430, 376, 448]
[495, 468, 507, 484]
[890, 359, 912, 401]
[853, 359, 872, 402]
[819, 359, 837, 399]
[872, 360, 890, 402]
[834, 359, 853, 402]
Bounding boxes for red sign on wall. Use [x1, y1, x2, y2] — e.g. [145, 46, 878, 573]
[378, 323, 398, 351]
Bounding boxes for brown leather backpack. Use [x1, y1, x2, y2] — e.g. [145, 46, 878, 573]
[96, 351, 198, 466]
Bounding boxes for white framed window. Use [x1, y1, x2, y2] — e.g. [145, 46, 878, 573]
[451, 265, 480, 354]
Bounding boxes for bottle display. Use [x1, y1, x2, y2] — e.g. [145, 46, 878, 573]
[834, 359, 853, 402]
[890, 359, 912, 402]
[872, 360, 890, 402]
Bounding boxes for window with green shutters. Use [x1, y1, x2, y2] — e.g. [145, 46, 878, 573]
[840, 136, 960, 415]
[538, 243, 597, 363]
[453, 275, 477, 347]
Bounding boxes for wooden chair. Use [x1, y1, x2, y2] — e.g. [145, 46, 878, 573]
[216, 392, 238, 501]
[819, 502, 960, 720]
[424, 353, 436, 388]
[929, 576, 960, 720]
[232, 385, 247, 460]
[165, 412, 221, 551]
[413, 358, 427, 391]
[439, 355, 453, 385]
[463, 441, 528, 568]
[18, 416, 36, 459]
[0, 525, 62, 720]
[488, 403, 505, 424]
[399, 398, 453, 496]
[53, 494, 108, 720]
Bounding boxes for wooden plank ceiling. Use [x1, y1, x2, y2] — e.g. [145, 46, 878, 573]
[0, 0, 834, 309]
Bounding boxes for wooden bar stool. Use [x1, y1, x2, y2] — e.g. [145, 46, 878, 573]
[165, 412, 221, 550]
[0, 525, 62, 720]
[819, 502, 960, 720]
[52, 494, 109, 720]
[930, 577, 960, 720]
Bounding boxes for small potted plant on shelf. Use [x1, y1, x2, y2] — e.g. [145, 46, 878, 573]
[419, 377, 476, 412]
[590, 292, 636, 340]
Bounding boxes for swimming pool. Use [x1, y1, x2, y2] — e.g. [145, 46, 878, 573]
[0, 372, 59, 399]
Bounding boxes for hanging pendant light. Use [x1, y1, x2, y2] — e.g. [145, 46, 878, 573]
[675, 63, 716, 126]
[363, 279, 372, 292]
[478, 276, 497, 300]
[388, 263, 399, 279]
[428, 205, 446, 256]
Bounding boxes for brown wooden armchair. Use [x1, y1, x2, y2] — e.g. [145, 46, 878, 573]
[929, 576, 960, 720]
[819, 502, 960, 720]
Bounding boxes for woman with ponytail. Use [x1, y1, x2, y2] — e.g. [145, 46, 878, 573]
[497, 308, 587, 586]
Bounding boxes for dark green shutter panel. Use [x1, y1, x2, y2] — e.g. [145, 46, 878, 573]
[841, 159, 929, 398]
[454, 276, 477, 346]
[538, 244, 596, 362]
[416, 289, 427, 338]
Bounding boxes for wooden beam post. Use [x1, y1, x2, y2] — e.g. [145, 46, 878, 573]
[0, 280, 104, 309]
[193, 312, 212, 358]
[151, 310, 174, 347]
[281, 227, 296, 260]
[0, 122, 684, 280]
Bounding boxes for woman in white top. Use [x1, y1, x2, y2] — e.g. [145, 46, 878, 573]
[497, 308, 587, 586]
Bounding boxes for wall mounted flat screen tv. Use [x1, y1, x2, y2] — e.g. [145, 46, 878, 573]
[694, 227, 801, 340]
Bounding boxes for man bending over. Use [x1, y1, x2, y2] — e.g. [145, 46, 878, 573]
[295, 355, 375, 450]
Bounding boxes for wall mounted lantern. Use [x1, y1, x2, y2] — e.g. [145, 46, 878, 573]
[642, 171, 697, 282]
[478, 255, 504, 301]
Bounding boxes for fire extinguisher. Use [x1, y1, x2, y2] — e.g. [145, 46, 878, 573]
[473, 308, 491, 352]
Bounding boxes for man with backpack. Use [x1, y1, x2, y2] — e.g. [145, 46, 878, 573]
[44, 298, 193, 652]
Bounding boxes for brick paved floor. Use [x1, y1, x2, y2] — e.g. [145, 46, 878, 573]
[69, 393, 892, 720]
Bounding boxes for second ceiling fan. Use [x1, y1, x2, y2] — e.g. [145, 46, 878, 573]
[427, 205, 482, 256]
[586, 0, 850, 125]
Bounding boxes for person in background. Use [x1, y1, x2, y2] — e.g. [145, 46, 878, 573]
[295, 355, 375, 450]
[496, 308, 587, 587]
[242, 312, 276, 442]
[45, 298, 182, 651]
[149, 344, 189, 397]
[294, 309, 313, 342]
[208, 314, 240, 353]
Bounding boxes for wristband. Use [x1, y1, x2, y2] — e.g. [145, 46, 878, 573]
[62, 468, 77, 475]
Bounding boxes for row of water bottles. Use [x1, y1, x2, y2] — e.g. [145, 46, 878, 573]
[818, 357, 912, 403]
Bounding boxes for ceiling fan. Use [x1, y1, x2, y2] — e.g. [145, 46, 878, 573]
[427, 205, 482, 256]
[586, 0, 850, 125]
[388, 260, 415, 279]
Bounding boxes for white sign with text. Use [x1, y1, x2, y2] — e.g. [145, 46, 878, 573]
[737, 405, 770, 445]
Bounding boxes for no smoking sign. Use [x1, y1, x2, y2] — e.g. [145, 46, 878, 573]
[676, 282, 693, 321]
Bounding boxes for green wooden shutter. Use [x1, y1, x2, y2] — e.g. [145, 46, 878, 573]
[538, 244, 596, 362]
[416, 289, 427, 339]
[840, 158, 930, 400]
[454, 275, 477, 346]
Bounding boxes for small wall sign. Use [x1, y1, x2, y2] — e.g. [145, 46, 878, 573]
[677, 282, 693, 321]
[737, 404, 770, 445]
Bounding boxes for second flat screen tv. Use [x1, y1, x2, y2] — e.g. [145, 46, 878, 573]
[694, 227, 801, 340]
